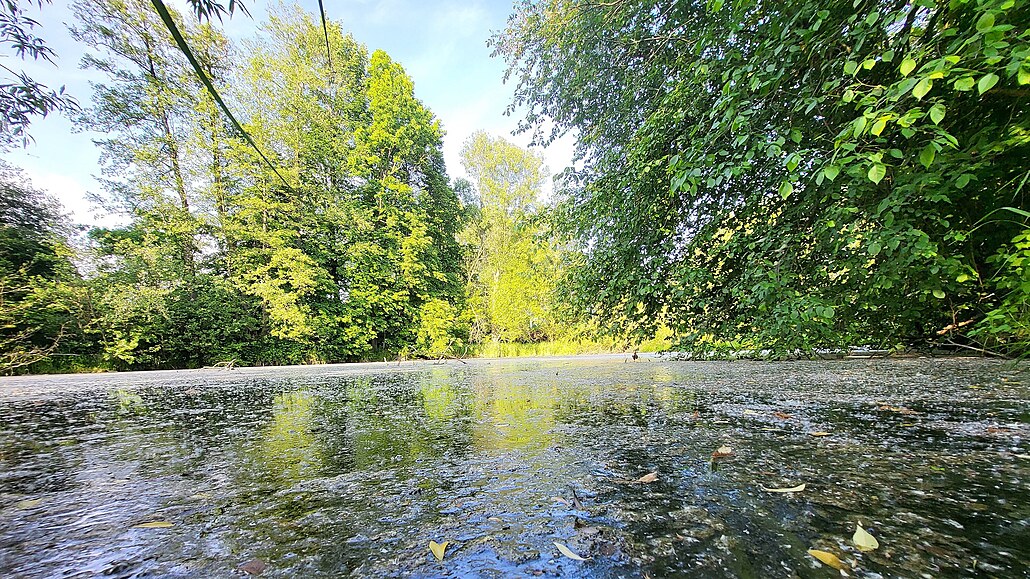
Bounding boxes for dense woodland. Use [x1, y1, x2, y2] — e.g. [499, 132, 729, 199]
[1, 0, 1028, 373]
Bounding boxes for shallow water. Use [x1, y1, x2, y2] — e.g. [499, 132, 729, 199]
[0, 356, 1027, 578]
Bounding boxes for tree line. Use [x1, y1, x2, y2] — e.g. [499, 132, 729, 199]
[0, 1, 568, 372]
[2, 0, 1028, 373]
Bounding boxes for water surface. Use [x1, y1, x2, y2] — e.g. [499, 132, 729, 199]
[1, 356, 1027, 577]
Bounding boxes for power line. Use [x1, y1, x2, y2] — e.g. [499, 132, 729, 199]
[150, 0, 292, 189]
[317, 0, 332, 69]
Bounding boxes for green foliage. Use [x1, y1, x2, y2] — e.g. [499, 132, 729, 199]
[0, 163, 88, 373]
[32, 2, 469, 370]
[494, 0, 1030, 356]
[459, 131, 564, 344]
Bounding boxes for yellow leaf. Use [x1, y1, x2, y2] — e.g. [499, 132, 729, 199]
[760, 483, 806, 493]
[853, 523, 879, 552]
[134, 521, 174, 528]
[808, 549, 849, 571]
[636, 472, 658, 483]
[807, 431, 831, 437]
[743, 409, 762, 416]
[712, 445, 734, 458]
[15, 498, 43, 509]
[429, 540, 449, 561]
[554, 542, 590, 561]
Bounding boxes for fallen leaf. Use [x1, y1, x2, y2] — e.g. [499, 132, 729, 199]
[487, 516, 503, 522]
[853, 523, 879, 552]
[551, 496, 571, 506]
[877, 404, 920, 415]
[133, 521, 174, 528]
[239, 558, 266, 576]
[570, 487, 584, 510]
[760, 483, 806, 493]
[807, 431, 831, 437]
[429, 540, 449, 561]
[636, 472, 658, 483]
[554, 542, 590, 561]
[743, 409, 762, 416]
[579, 526, 600, 536]
[15, 498, 43, 509]
[808, 549, 849, 571]
[711, 446, 734, 458]
[772, 411, 793, 420]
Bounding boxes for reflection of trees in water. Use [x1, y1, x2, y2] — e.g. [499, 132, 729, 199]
[470, 378, 558, 452]
[552, 385, 698, 427]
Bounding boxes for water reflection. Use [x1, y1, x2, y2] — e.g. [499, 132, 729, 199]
[0, 358, 1027, 577]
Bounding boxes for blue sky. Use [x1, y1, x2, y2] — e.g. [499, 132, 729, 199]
[5, 0, 574, 225]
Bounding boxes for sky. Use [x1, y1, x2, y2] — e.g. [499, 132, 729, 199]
[4, 0, 575, 226]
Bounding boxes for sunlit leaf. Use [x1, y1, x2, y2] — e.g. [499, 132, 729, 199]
[977, 73, 999, 95]
[429, 540, 450, 561]
[636, 472, 659, 483]
[712, 445, 734, 458]
[954, 76, 975, 91]
[779, 180, 794, 200]
[868, 163, 886, 184]
[808, 431, 831, 436]
[761, 483, 806, 493]
[240, 558, 267, 576]
[808, 549, 849, 571]
[912, 78, 932, 99]
[975, 12, 995, 33]
[823, 164, 840, 181]
[134, 521, 174, 528]
[919, 144, 936, 169]
[900, 58, 917, 76]
[554, 541, 590, 561]
[853, 523, 879, 552]
[933, 289, 946, 299]
[929, 104, 946, 125]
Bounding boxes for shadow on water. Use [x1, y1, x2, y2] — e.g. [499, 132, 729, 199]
[0, 357, 1028, 577]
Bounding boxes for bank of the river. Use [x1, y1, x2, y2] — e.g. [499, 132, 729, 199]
[1, 356, 1027, 577]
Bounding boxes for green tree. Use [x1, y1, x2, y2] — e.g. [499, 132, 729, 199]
[494, 0, 1030, 355]
[0, 163, 87, 373]
[459, 131, 561, 343]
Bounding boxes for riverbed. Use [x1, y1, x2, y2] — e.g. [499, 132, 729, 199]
[1, 355, 1027, 577]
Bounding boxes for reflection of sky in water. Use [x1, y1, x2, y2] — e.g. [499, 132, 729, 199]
[0, 358, 1027, 578]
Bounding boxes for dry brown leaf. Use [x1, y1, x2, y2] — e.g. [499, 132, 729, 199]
[711, 446, 734, 458]
[239, 558, 266, 576]
[807, 431, 831, 437]
[877, 404, 920, 415]
[636, 472, 659, 483]
[554, 542, 589, 561]
[133, 521, 174, 528]
[429, 540, 450, 561]
[772, 411, 793, 420]
[760, 483, 806, 493]
[808, 549, 849, 571]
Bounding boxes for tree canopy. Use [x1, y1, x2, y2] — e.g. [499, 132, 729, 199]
[493, 0, 1030, 355]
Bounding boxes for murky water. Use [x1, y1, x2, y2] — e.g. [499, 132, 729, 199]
[1, 356, 1028, 578]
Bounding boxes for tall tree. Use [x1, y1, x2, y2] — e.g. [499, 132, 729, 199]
[460, 131, 560, 343]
